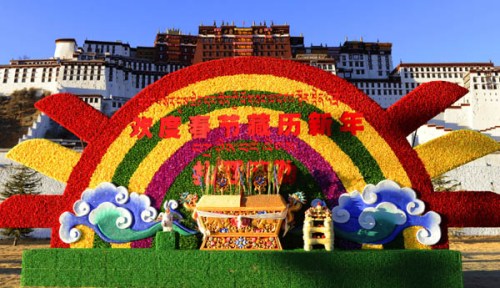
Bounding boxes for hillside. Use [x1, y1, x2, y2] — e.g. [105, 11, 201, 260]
[0, 89, 47, 148]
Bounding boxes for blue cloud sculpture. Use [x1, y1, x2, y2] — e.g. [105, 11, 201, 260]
[331, 180, 441, 245]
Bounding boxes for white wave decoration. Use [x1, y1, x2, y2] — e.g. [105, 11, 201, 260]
[59, 212, 82, 243]
[331, 206, 350, 223]
[358, 212, 376, 229]
[141, 206, 158, 222]
[360, 185, 378, 204]
[115, 186, 130, 204]
[167, 200, 179, 210]
[73, 200, 90, 217]
[406, 200, 425, 215]
[416, 211, 442, 245]
[116, 212, 133, 229]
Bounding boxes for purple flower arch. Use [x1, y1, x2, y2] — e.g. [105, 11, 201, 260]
[144, 125, 346, 207]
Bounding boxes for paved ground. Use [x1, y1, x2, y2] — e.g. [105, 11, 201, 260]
[450, 236, 500, 288]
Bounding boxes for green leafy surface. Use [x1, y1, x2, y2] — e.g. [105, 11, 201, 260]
[22, 246, 462, 287]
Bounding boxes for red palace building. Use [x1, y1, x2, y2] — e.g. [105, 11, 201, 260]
[192, 21, 304, 64]
[154, 28, 198, 66]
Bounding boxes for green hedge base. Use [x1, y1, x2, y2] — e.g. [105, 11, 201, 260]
[22, 233, 463, 288]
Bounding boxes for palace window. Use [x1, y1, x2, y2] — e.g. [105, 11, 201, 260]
[2, 69, 8, 83]
[22, 68, 27, 82]
[83, 66, 87, 81]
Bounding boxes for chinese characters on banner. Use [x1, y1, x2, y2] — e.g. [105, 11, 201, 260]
[130, 112, 364, 140]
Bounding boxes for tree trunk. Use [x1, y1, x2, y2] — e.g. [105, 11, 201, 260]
[13, 236, 19, 246]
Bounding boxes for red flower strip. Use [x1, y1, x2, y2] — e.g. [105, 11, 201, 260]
[0, 195, 64, 228]
[35, 93, 110, 143]
[386, 82, 468, 136]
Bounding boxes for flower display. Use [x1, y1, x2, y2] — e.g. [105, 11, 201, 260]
[0, 57, 498, 250]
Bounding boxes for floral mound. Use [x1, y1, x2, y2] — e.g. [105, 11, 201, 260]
[0, 57, 498, 250]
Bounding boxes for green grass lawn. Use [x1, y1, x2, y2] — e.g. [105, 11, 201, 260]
[21, 233, 463, 287]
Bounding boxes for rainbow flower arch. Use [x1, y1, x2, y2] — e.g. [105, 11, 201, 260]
[0, 57, 498, 249]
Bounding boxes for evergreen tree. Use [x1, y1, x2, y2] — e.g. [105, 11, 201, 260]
[0, 165, 41, 245]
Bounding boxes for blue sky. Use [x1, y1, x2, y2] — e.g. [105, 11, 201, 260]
[0, 0, 499, 65]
